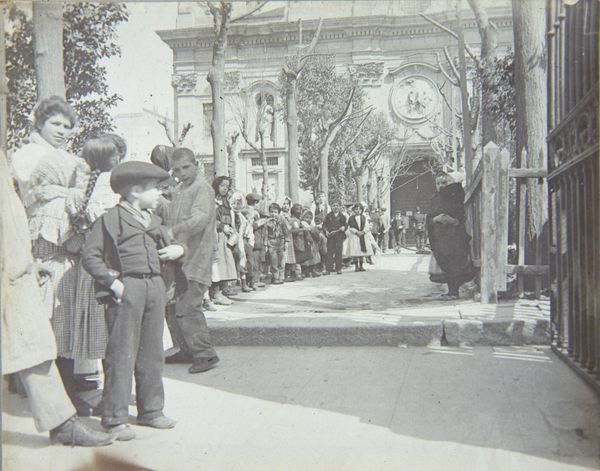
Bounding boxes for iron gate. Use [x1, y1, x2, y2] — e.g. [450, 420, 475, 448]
[547, 0, 599, 391]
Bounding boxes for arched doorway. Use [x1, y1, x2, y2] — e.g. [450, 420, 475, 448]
[390, 156, 436, 215]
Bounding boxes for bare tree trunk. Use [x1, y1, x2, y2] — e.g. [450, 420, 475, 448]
[366, 166, 374, 208]
[354, 173, 364, 203]
[512, 0, 548, 265]
[0, 3, 8, 151]
[456, 3, 474, 182]
[206, 2, 266, 178]
[282, 19, 322, 202]
[240, 126, 269, 200]
[319, 88, 355, 204]
[376, 174, 383, 210]
[32, 2, 66, 99]
[207, 51, 227, 177]
[226, 133, 239, 185]
[286, 79, 299, 202]
[319, 125, 343, 203]
[257, 133, 268, 200]
[466, 0, 498, 146]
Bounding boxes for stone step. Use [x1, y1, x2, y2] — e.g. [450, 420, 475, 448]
[206, 302, 551, 347]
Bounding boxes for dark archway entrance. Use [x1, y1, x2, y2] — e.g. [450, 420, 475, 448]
[390, 157, 436, 215]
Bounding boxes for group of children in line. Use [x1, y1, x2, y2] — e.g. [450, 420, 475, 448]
[209, 194, 381, 304]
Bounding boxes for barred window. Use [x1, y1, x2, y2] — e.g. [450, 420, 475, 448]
[251, 157, 278, 166]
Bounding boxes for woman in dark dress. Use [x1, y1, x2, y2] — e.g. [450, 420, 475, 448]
[427, 172, 474, 299]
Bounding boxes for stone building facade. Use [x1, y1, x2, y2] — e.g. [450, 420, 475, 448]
[158, 1, 513, 210]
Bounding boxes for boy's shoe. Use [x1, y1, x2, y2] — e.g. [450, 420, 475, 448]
[241, 280, 253, 292]
[137, 416, 176, 429]
[188, 356, 220, 374]
[202, 299, 218, 311]
[213, 292, 233, 305]
[322, 271, 330, 276]
[272, 280, 283, 285]
[102, 423, 136, 441]
[50, 416, 113, 447]
[73, 376, 100, 392]
[336, 270, 343, 274]
[165, 350, 193, 364]
[284, 276, 295, 282]
[254, 281, 266, 288]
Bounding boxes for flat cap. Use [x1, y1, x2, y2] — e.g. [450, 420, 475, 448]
[110, 161, 171, 194]
[246, 192, 262, 203]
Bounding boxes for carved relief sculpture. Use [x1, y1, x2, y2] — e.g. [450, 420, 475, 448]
[348, 62, 384, 87]
[171, 73, 198, 94]
[390, 75, 439, 125]
[225, 71, 241, 93]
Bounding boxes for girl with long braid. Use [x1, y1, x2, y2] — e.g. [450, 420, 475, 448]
[69, 136, 124, 407]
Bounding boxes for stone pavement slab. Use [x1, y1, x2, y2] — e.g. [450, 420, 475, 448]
[3, 346, 598, 471]
[203, 254, 550, 346]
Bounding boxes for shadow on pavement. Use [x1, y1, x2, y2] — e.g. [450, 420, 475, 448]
[163, 346, 600, 470]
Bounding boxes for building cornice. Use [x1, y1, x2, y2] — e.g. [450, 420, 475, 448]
[158, 7, 513, 51]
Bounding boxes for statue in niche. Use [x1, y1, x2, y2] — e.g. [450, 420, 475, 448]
[255, 92, 275, 144]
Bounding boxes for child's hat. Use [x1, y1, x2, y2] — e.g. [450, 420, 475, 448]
[246, 192, 262, 203]
[110, 161, 171, 194]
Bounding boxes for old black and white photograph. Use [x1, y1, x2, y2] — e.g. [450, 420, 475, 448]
[1, 0, 599, 469]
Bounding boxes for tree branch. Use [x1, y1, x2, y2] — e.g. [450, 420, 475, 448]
[337, 109, 373, 158]
[443, 46, 460, 81]
[421, 13, 458, 39]
[240, 121, 261, 154]
[420, 13, 481, 66]
[437, 81, 460, 118]
[300, 18, 323, 53]
[436, 52, 459, 86]
[178, 123, 194, 146]
[329, 87, 356, 129]
[230, 1, 268, 23]
[157, 118, 177, 147]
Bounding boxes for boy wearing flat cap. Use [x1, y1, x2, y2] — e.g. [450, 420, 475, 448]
[243, 192, 266, 289]
[82, 161, 185, 440]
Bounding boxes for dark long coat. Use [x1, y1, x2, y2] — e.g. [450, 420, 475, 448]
[426, 183, 473, 284]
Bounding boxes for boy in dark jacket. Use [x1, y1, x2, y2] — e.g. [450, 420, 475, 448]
[243, 193, 267, 288]
[323, 201, 347, 274]
[264, 203, 289, 284]
[82, 161, 185, 441]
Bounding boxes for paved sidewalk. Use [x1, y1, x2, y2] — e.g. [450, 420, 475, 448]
[204, 254, 550, 346]
[3, 347, 599, 471]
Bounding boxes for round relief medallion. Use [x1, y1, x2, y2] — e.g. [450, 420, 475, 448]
[390, 75, 439, 124]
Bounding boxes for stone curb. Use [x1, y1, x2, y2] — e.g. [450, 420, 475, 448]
[208, 318, 551, 347]
[442, 318, 551, 347]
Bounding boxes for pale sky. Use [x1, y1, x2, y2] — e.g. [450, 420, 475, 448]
[104, 2, 179, 118]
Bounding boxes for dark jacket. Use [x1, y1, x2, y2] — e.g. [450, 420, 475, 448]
[323, 212, 347, 237]
[426, 183, 472, 283]
[82, 205, 182, 303]
[265, 217, 288, 249]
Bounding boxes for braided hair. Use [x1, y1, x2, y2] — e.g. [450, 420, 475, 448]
[72, 136, 119, 234]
